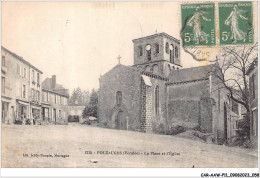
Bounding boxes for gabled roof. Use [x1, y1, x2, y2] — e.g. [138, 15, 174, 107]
[168, 64, 213, 83]
[101, 64, 139, 78]
[1, 46, 43, 74]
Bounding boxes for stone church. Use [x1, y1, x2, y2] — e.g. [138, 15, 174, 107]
[98, 32, 240, 143]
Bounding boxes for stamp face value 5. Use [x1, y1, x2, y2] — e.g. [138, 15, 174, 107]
[219, 2, 253, 45]
[181, 3, 216, 46]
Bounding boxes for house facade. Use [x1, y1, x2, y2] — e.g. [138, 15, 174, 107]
[1, 47, 43, 124]
[246, 58, 258, 147]
[99, 33, 243, 144]
[42, 75, 69, 125]
[1, 47, 69, 125]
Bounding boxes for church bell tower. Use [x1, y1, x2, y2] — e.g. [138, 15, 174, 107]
[132, 32, 182, 77]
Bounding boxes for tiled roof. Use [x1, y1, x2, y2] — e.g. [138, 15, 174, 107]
[42, 77, 68, 96]
[42, 78, 66, 90]
[42, 88, 69, 97]
[168, 65, 213, 83]
[132, 32, 180, 43]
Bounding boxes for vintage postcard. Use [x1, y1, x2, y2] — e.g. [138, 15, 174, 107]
[181, 3, 216, 46]
[1, 1, 259, 177]
[219, 2, 253, 45]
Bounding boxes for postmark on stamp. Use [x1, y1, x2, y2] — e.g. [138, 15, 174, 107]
[181, 3, 216, 47]
[219, 2, 253, 45]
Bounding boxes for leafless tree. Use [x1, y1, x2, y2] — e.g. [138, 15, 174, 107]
[211, 43, 258, 136]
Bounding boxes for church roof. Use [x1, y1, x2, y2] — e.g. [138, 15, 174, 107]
[100, 64, 140, 80]
[132, 32, 180, 43]
[168, 65, 214, 84]
[111, 64, 135, 71]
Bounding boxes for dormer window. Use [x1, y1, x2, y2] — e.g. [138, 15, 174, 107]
[165, 42, 169, 54]
[155, 43, 159, 54]
[138, 46, 143, 56]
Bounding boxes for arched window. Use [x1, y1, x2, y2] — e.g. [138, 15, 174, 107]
[155, 85, 159, 115]
[175, 46, 179, 58]
[152, 65, 159, 75]
[165, 42, 169, 54]
[155, 43, 159, 54]
[144, 65, 150, 72]
[138, 46, 143, 56]
[116, 91, 122, 106]
[170, 44, 174, 63]
[146, 44, 151, 61]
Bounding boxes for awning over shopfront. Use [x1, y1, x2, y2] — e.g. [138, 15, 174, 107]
[31, 102, 41, 109]
[41, 102, 51, 108]
[31, 105, 41, 110]
[30, 101, 41, 108]
[1, 96, 12, 103]
[17, 99, 30, 106]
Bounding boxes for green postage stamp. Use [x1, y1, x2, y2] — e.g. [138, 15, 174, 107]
[181, 3, 216, 46]
[219, 2, 253, 45]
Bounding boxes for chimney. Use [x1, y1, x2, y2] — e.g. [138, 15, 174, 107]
[51, 75, 56, 89]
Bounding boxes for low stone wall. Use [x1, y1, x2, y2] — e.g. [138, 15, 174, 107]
[168, 99, 212, 133]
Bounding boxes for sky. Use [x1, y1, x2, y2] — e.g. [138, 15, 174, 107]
[2, 2, 201, 93]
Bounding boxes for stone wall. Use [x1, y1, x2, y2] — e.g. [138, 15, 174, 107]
[99, 64, 169, 133]
[133, 35, 165, 65]
[133, 33, 180, 66]
[145, 86, 153, 133]
[168, 100, 200, 124]
[210, 71, 231, 144]
[199, 97, 213, 132]
[167, 79, 213, 132]
[140, 74, 168, 134]
[140, 79, 153, 133]
[98, 65, 142, 131]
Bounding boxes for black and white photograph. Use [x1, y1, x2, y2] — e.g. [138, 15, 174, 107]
[0, 1, 259, 177]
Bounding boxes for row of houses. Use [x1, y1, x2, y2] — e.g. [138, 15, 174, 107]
[1, 46, 69, 125]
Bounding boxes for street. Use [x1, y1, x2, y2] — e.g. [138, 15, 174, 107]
[1, 123, 258, 168]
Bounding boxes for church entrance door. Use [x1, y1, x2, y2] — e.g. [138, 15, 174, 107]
[116, 111, 126, 130]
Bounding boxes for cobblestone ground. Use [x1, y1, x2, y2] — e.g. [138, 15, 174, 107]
[1, 123, 258, 168]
